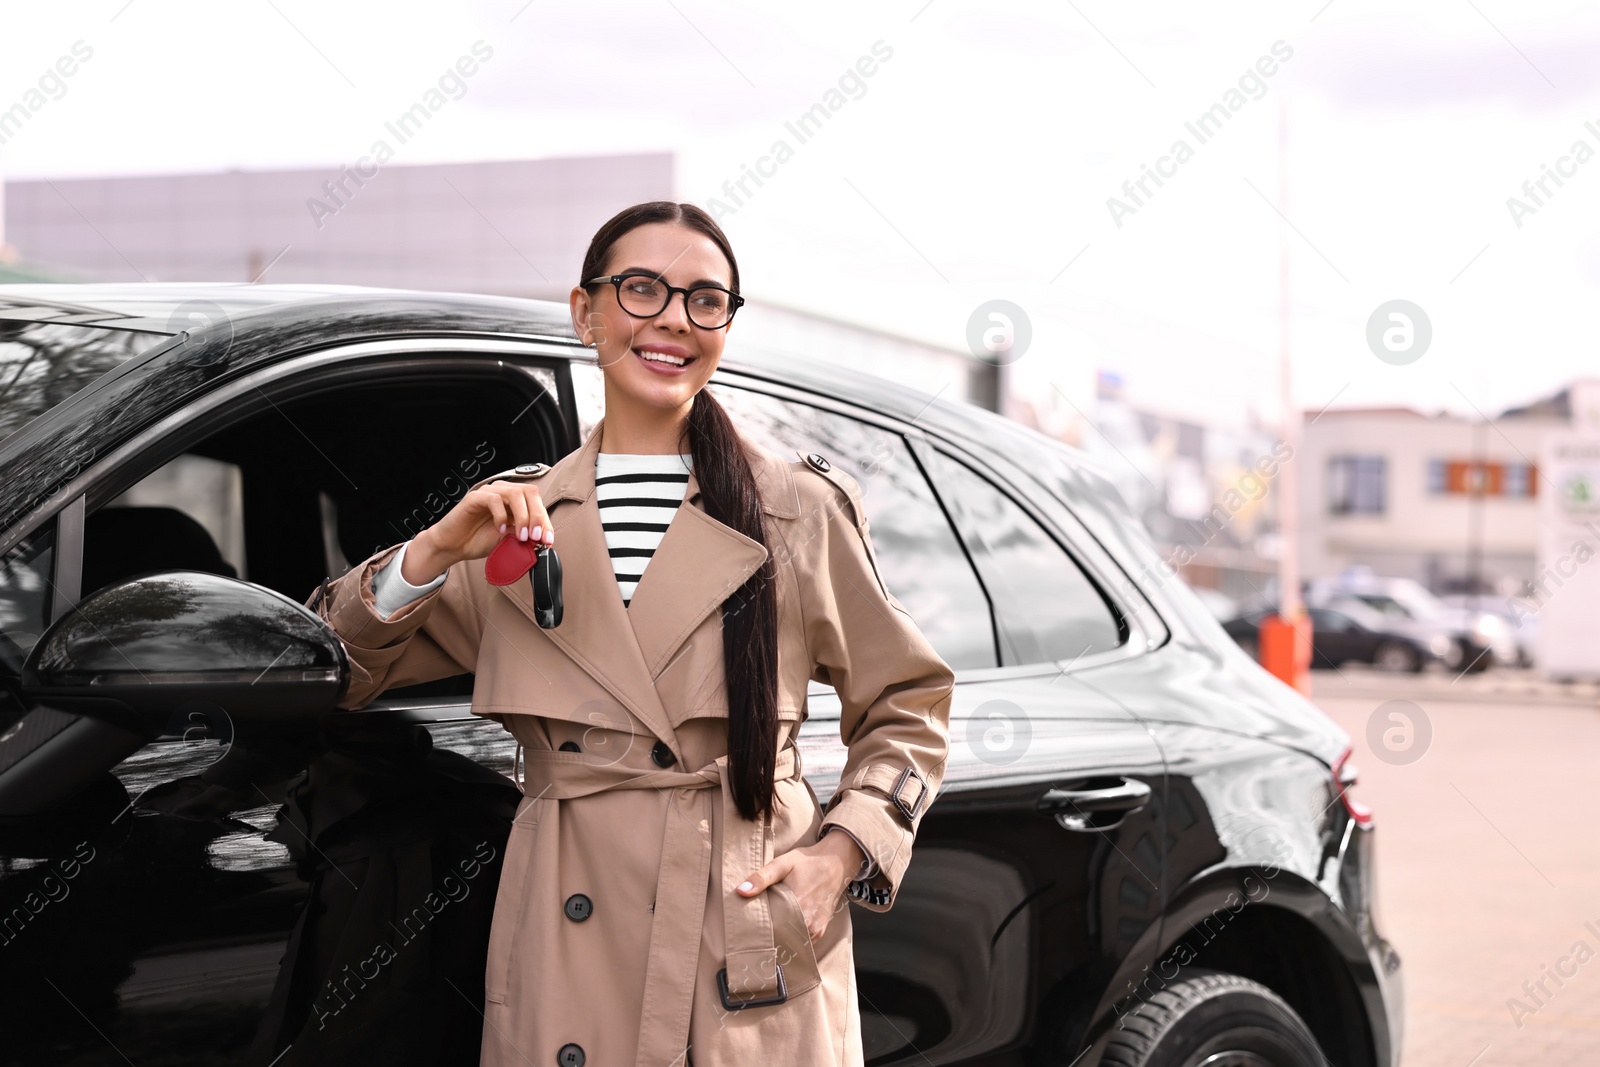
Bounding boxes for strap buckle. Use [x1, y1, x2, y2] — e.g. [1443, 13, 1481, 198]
[716, 964, 788, 1010]
[891, 765, 929, 824]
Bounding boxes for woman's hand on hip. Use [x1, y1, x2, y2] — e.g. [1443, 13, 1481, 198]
[736, 831, 866, 942]
[407, 480, 555, 582]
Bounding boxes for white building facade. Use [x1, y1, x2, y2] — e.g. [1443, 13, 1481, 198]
[1297, 385, 1600, 594]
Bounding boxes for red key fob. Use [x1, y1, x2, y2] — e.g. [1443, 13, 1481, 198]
[485, 533, 563, 629]
[485, 533, 543, 586]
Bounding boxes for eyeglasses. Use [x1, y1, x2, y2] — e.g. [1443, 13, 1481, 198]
[584, 272, 745, 330]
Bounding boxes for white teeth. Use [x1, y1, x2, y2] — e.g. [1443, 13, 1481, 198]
[636, 349, 687, 366]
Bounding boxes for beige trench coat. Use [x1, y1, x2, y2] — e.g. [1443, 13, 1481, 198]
[313, 416, 954, 1067]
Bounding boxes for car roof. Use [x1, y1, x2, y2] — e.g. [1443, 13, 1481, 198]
[0, 281, 962, 426]
[0, 281, 1024, 451]
[0, 283, 1128, 538]
[0, 282, 537, 334]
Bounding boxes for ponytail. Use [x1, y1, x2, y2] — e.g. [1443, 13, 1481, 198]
[579, 201, 780, 821]
[683, 388, 780, 821]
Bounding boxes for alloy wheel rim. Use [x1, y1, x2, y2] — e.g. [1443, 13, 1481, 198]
[1191, 1052, 1278, 1067]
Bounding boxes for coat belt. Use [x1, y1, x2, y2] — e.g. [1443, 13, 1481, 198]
[519, 741, 803, 1064]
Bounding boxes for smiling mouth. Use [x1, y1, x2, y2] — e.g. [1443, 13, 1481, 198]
[633, 347, 695, 367]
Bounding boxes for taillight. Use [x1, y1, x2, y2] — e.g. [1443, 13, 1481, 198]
[1331, 744, 1373, 828]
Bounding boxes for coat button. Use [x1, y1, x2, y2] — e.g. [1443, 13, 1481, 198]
[564, 893, 592, 922]
[804, 452, 831, 472]
[556, 1044, 585, 1067]
[515, 463, 545, 475]
[651, 740, 677, 767]
[559, 740, 580, 752]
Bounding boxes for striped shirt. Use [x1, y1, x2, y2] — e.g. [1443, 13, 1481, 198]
[595, 452, 692, 607]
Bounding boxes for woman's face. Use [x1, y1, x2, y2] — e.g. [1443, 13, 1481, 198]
[570, 221, 735, 414]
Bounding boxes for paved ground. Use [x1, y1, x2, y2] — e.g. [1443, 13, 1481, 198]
[1310, 670, 1600, 1066]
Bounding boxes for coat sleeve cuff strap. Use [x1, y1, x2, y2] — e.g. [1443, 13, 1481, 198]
[842, 763, 931, 827]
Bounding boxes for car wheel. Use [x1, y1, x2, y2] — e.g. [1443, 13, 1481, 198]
[1101, 969, 1324, 1067]
[1440, 639, 1466, 671]
[1373, 640, 1420, 674]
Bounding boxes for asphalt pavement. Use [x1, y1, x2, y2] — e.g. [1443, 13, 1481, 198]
[1312, 670, 1600, 1066]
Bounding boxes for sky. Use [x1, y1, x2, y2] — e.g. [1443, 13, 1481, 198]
[2, 0, 1597, 430]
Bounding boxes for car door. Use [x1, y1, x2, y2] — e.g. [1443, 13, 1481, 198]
[0, 339, 572, 1066]
[703, 375, 1168, 1064]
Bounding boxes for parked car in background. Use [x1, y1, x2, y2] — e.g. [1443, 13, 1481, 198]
[1222, 600, 1450, 673]
[1438, 594, 1539, 668]
[1306, 569, 1513, 673]
[0, 284, 1401, 1067]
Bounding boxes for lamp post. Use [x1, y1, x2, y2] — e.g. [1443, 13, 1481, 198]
[1258, 96, 1312, 694]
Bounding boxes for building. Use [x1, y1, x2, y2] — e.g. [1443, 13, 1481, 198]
[726, 297, 976, 406]
[5, 154, 677, 295]
[2, 154, 977, 401]
[1297, 380, 1600, 595]
[1007, 373, 1287, 608]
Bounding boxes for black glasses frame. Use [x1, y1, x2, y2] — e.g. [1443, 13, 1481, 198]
[584, 272, 745, 330]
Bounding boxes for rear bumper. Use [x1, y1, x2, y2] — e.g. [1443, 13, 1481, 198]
[1337, 818, 1404, 1066]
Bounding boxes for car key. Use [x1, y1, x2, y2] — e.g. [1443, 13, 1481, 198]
[530, 543, 563, 629]
[484, 533, 563, 629]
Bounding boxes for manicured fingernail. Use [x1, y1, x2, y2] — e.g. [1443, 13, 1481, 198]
[544, 529, 554, 544]
[531, 525, 541, 540]
[519, 526, 527, 540]
[499, 523, 507, 533]
[738, 881, 753, 893]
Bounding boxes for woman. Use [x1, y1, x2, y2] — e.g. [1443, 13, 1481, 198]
[314, 201, 954, 1066]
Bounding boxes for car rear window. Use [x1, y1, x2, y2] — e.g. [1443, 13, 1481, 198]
[0, 322, 163, 447]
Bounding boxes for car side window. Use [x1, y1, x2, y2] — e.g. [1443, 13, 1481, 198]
[916, 445, 1122, 665]
[83, 453, 246, 599]
[1312, 610, 1351, 632]
[0, 521, 57, 670]
[709, 384, 997, 671]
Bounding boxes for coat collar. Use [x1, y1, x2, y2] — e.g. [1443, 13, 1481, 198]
[495, 414, 798, 753]
[535, 415, 802, 519]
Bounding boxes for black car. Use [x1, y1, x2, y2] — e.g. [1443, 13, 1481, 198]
[1223, 601, 1450, 673]
[1307, 573, 1514, 673]
[0, 285, 1401, 1067]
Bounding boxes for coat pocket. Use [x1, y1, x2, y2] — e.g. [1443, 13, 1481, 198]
[766, 880, 823, 999]
[483, 794, 545, 1005]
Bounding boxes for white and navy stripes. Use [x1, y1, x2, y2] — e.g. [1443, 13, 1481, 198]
[594, 452, 692, 607]
[372, 453, 692, 616]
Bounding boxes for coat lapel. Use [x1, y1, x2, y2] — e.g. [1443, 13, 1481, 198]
[493, 414, 801, 750]
[496, 418, 673, 747]
[625, 427, 801, 681]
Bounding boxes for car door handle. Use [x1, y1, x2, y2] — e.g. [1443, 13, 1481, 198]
[1038, 777, 1152, 832]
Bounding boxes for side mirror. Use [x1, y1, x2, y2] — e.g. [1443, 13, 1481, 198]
[21, 570, 350, 732]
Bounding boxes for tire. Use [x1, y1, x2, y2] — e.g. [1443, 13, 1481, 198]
[1372, 640, 1420, 674]
[1101, 968, 1324, 1067]
[1440, 639, 1466, 671]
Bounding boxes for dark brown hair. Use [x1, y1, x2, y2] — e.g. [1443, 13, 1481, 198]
[579, 202, 780, 822]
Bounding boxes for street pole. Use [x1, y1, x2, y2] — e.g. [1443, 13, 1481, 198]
[1261, 95, 1311, 693]
[1468, 416, 1487, 598]
[1277, 97, 1301, 626]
